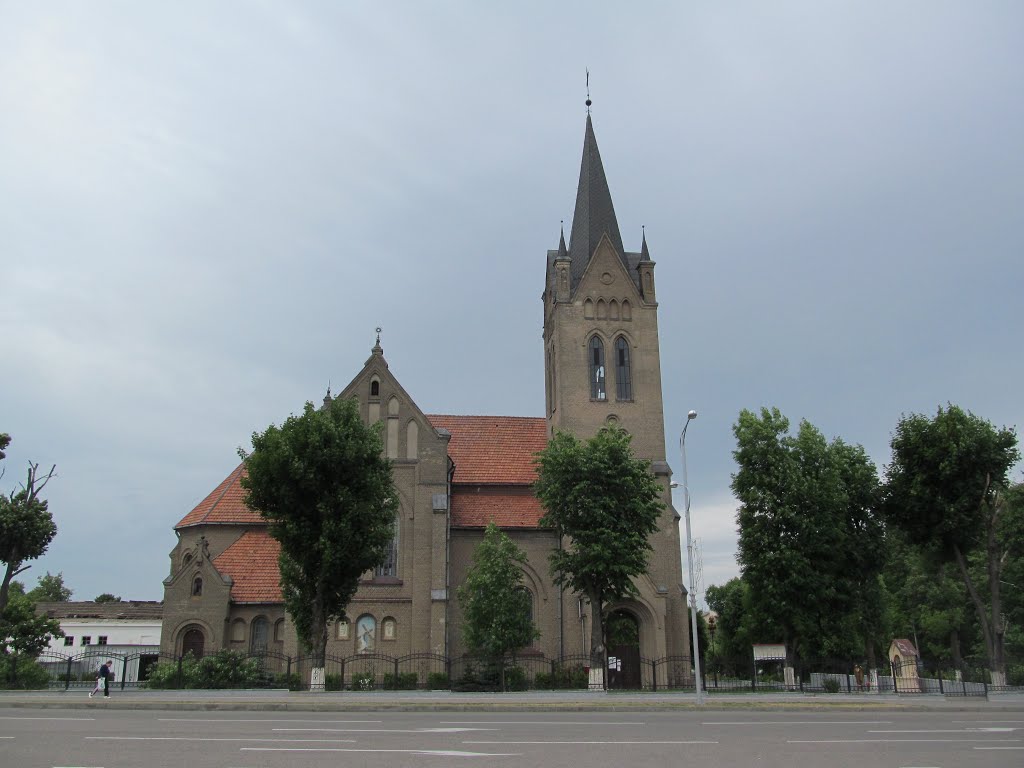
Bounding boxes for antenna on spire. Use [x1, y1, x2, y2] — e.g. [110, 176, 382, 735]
[585, 69, 592, 112]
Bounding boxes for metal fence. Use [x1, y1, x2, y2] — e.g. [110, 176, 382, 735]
[6, 648, 1023, 695]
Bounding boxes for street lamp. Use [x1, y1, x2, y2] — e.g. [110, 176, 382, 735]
[679, 409, 703, 705]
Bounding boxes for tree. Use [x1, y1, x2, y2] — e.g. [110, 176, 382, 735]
[94, 593, 121, 604]
[239, 397, 398, 679]
[0, 435, 58, 615]
[0, 591, 61, 658]
[457, 523, 538, 689]
[732, 408, 884, 662]
[706, 577, 761, 669]
[533, 425, 663, 688]
[882, 405, 1019, 684]
[26, 572, 72, 603]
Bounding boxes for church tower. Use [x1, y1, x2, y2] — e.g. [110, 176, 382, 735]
[542, 109, 690, 661]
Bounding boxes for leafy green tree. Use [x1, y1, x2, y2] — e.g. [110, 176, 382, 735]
[26, 572, 72, 603]
[0, 592, 62, 657]
[706, 577, 761, 666]
[533, 425, 663, 688]
[94, 593, 121, 604]
[457, 523, 538, 690]
[882, 405, 1019, 682]
[732, 408, 884, 662]
[0, 435, 58, 615]
[239, 397, 398, 675]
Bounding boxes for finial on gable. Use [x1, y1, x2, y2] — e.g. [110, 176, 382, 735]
[641, 225, 650, 261]
[372, 327, 383, 356]
[585, 68, 592, 112]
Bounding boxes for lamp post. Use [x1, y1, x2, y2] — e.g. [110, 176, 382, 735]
[679, 409, 703, 705]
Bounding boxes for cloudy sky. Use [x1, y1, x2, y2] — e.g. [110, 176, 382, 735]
[2, 3, 1021, 604]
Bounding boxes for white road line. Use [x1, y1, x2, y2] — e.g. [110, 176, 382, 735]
[159, 718, 382, 723]
[869, 728, 1017, 733]
[0, 717, 95, 721]
[272, 727, 496, 733]
[704, 720, 893, 726]
[441, 721, 643, 725]
[463, 740, 718, 745]
[953, 720, 1024, 723]
[789, 739, 1022, 744]
[87, 737, 355, 743]
[241, 748, 520, 757]
[0, 737, 14, 739]
[975, 746, 1024, 750]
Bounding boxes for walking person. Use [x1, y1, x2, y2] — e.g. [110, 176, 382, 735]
[89, 660, 113, 699]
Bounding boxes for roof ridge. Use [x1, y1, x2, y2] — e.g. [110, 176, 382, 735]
[198, 463, 246, 525]
[427, 414, 545, 421]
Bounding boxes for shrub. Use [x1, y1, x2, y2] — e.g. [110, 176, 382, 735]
[504, 666, 528, 691]
[822, 677, 841, 693]
[144, 650, 265, 689]
[353, 672, 375, 690]
[273, 672, 302, 690]
[0, 656, 51, 690]
[427, 672, 449, 690]
[324, 673, 343, 691]
[536, 664, 588, 690]
[383, 672, 419, 690]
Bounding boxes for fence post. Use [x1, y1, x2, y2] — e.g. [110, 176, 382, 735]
[340, 658, 346, 692]
[891, 661, 898, 694]
[120, 657, 127, 690]
[651, 659, 657, 692]
[394, 656, 399, 689]
[938, 673, 943, 694]
[65, 657, 73, 691]
[176, 655, 183, 690]
[846, 665, 852, 694]
[286, 656, 292, 682]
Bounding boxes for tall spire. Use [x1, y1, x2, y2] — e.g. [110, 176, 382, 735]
[640, 225, 650, 261]
[567, 113, 625, 289]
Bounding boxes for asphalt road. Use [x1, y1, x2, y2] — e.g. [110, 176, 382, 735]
[1, 708, 1022, 768]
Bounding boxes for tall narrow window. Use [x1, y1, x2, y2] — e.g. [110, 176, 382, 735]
[615, 337, 632, 401]
[250, 617, 269, 654]
[375, 516, 398, 578]
[589, 336, 606, 401]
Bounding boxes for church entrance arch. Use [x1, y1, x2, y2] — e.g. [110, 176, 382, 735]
[181, 626, 206, 659]
[606, 610, 641, 690]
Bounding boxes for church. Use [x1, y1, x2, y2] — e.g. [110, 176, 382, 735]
[159, 107, 691, 688]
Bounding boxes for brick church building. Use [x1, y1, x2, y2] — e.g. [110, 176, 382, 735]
[159, 109, 691, 684]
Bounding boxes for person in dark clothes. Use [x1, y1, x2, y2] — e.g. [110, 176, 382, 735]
[89, 660, 114, 698]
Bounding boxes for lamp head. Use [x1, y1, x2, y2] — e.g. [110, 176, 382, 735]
[687, 410, 697, 420]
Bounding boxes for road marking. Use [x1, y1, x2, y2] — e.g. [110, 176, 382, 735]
[87, 737, 355, 743]
[953, 720, 1024, 723]
[704, 720, 893, 725]
[869, 728, 1017, 733]
[272, 727, 497, 733]
[974, 746, 1024, 750]
[441, 721, 644, 726]
[464, 740, 717, 745]
[789, 739, 1022, 744]
[242, 748, 520, 757]
[0, 717, 95, 721]
[159, 718, 383, 723]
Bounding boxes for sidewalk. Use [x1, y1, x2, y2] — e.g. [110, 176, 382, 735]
[2, 689, 1022, 712]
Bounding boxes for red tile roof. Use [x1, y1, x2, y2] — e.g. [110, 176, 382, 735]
[176, 464, 262, 529]
[177, 415, 548, 529]
[427, 415, 547, 485]
[212, 531, 282, 603]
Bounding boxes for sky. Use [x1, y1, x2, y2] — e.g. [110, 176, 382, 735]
[2, 2, 1022, 605]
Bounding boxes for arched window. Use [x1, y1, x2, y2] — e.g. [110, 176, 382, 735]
[356, 615, 376, 653]
[191, 577, 203, 597]
[615, 337, 632, 401]
[181, 626, 205, 659]
[609, 299, 619, 320]
[406, 420, 419, 459]
[375, 515, 398, 578]
[516, 586, 534, 627]
[382, 617, 397, 641]
[250, 617, 269, 654]
[230, 618, 246, 643]
[622, 300, 632, 321]
[370, 378, 380, 397]
[589, 336, 606, 401]
[583, 298, 594, 319]
[274, 619, 285, 643]
[182, 552, 193, 567]
[597, 299, 607, 320]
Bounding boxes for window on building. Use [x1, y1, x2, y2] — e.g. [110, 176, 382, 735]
[97, 635, 108, 646]
[356, 615, 376, 653]
[64, 636, 74, 646]
[81, 636, 91, 646]
[589, 336, 606, 400]
[516, 586, 534, 627]
[192, 576, 203, 596]
[337, 619, 350, 640]
[370, 379, 380, 397]
[250, 617, 269, 654]
[382, 617, 396, 641]
[375, 519, 398, 578]
[615, 337, 632, 401]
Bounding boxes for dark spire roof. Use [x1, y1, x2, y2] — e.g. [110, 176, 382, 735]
[567, 114, 627, 289]
[557, 223, 568, 259]
[640, 226, 650, 261]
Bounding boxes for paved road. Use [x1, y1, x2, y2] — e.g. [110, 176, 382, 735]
[2, 707, 1022, 767]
